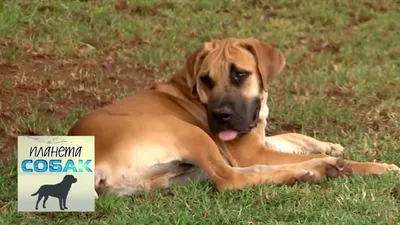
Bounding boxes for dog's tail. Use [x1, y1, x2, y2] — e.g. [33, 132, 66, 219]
[31, 190, 39, 196]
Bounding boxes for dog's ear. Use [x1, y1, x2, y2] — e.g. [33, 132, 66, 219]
[186, 42, 214, 98]
[240, 38, 286, 91]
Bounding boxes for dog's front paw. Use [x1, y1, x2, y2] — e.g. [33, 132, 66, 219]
[308, 158, 353, 180]
[322, 158, 353, 178]
[386, 164, 400, 171]
[363, 163, 399, 175]
[323, 142, 344, 156]
[283, 170, 317, 186]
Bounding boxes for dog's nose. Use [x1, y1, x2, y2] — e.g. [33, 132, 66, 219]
[212, 106, 232, 121]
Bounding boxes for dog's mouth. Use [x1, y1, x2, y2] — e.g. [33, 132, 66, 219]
[217, 112, 259, 141]
[217, 130, 239, 141]
[217, 124, 255, 141]
[208, 96, 261, 142]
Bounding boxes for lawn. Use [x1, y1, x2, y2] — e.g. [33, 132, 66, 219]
[1, 0, 400, 224]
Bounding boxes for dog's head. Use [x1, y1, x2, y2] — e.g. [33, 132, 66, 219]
[185, 38, 285, 141]
[63, 174, 78, 184]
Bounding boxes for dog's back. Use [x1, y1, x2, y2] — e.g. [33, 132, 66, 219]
[32, 182, 71, 198]
[31, 184, 57, 196]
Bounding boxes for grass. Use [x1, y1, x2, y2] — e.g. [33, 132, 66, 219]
[0, 0, 400, 224]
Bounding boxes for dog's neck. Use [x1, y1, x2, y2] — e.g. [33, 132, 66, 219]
[151, 69, 238, 166]
[59, 181, 73, 192]
[151, 68, 207, 128]
[169, 68, 193, 94]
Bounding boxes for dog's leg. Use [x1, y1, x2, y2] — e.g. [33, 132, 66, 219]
[63, 197, 68, 210]
[234, 159, 351, 181]
[270, 148, 399, 177]
[42, 195, 48, 209]
[243, 142, 398, 178]
[231, 132, 399, 179]
[35, 194, 43, 210]
[265, 133, 344, 155]
[58, 198, 64, 210]
[179, 126, 319, 191]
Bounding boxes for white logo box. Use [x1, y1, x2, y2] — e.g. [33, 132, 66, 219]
[17, 136, 95, 212]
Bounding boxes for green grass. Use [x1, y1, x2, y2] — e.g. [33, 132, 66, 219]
[1, 0, 400, 224]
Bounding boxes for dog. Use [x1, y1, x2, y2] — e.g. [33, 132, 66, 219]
[68, 38, 398, 197]
[31, 174, 77, 210]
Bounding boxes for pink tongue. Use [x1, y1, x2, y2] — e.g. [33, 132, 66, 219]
[218, 130, 238, 141]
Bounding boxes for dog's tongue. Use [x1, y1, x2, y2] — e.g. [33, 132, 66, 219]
[218, 130, 238, 141]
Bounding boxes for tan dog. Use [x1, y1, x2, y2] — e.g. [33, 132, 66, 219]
[68, 38, 398, 197]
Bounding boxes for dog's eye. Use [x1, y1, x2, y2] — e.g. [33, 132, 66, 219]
[230, 64, 251, 86]
[200, 74, 215, 89]
[231, 71, 250, 85]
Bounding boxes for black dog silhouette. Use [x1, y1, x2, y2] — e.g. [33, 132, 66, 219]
[31, 174, 77, 210]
